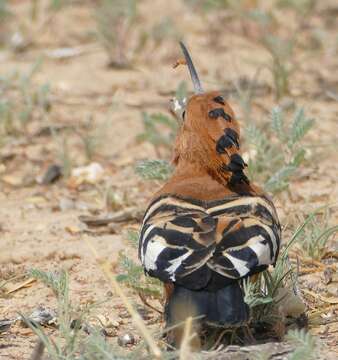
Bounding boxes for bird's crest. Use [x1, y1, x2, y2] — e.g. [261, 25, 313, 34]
[172, 42, 249, 187]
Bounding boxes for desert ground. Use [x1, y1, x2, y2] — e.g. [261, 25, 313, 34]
[0, 0, 337, 359]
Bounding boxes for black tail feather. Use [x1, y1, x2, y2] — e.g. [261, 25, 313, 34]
[165, 281, 249, 328]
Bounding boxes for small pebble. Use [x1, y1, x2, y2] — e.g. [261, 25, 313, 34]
[322, 268, 333, 285]
[21, 306, 57, 327]
[10, 31, 27, 51]
[118, 333, 135, 347]
[38, 164, 62, 185]
[97, 314, 121, 328]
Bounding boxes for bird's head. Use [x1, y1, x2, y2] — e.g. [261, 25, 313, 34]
[172, 42, 248, 187]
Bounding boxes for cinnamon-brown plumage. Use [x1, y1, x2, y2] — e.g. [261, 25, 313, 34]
[139, 43, 281, 348]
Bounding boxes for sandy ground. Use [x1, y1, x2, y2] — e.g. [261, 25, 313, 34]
[0, 0, 337, 359]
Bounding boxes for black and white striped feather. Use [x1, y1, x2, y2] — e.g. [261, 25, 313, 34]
[139, 194, 281, 290]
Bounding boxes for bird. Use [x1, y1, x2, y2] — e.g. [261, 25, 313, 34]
[138, 42, 281, 348]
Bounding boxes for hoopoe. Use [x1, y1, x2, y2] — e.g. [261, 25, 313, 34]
[139, 42, 281, 347]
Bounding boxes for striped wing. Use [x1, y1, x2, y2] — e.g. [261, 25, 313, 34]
[139, 195, 281, 289]
[139, 197, 218, 289]
[206, 196, 281, 280]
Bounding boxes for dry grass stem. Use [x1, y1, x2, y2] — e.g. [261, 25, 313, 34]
[179, 316, 193, 360]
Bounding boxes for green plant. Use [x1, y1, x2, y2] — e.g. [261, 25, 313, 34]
[134, 84, 186, 183]
[243, 205, 338, 328]
[126, 229, 139, 247]
[27, 264, 168, 359]
[137, 112, 178, 157]
[137, 80, 186, 159]
[261, 34, 296, 100]
[225, 4, 294, 100]
[0, 59, 50, 137]
[49, 0, 70, 11]
[243, 208, 338, 330]
[117, 253, 162, 299]
[117, 230, 162, 300]
[26, 269, 84, 359]
[137, 112, 178, 148]
[277, 0, 317, 16]
[135, 160, 173, 181]
[183, 0, 229, 12]
[294, 207, 338, 260]
[243, 252, 297, 326]
[0, 0, 10, 21]
[95, 0, 138, 67]
[29, 268, 69, 297]
[151, 17, 180, 48]
[234, 68, 264, 123]
[243, 278, 273, 309]
[27, 269, 129, 360]
[286, 328, 318, 360]
[29, 0, 70, 23]
[242, 209, 319, 326]
[77, 115, 110, 161]
[244, 106, 315, 193]
[0, 0, 11, 43]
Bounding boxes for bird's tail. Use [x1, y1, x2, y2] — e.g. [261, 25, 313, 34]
[165, 281, 249, 329]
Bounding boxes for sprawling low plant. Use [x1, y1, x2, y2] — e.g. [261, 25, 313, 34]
[0, 59, 50, 138]
[95, 0, 138, 67]
[244, 106, 314, 193]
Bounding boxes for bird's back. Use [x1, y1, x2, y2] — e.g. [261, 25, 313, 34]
[139, 188, 280, 289]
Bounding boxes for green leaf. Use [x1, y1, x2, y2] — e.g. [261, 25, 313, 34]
[265, 164, 297, 193]
[183, 0, 229, 12]
[116, 274, 129, 282]
[271, 106, 285, 141]
[288, 107, 314, 148]
[0, 0, 11, 21]
[286, 329, 317, 360]
[245, 123, 269, 151]
[29, 268, 69, 298]
[135, 159, 173, 181]
[248, 8, 274, 27]
[291, 148, 306, 166]
[150, 113, 178, 131]
[293, 206, 338, 259]
[262, 34, 294, 61]
[126, 229, 139, 248]
[137, 112, 177, 147]
[117, 251, 162, 299]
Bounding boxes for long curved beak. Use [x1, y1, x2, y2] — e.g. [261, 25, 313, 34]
[179, 42, 204, 94]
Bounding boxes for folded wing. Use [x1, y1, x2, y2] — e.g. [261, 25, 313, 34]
[139, 195, 281, 289]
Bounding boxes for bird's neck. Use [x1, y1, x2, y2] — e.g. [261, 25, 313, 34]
[172, 160, 212, 180]
[154, 159, 261, 202]
[155, 160, 234, 201]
